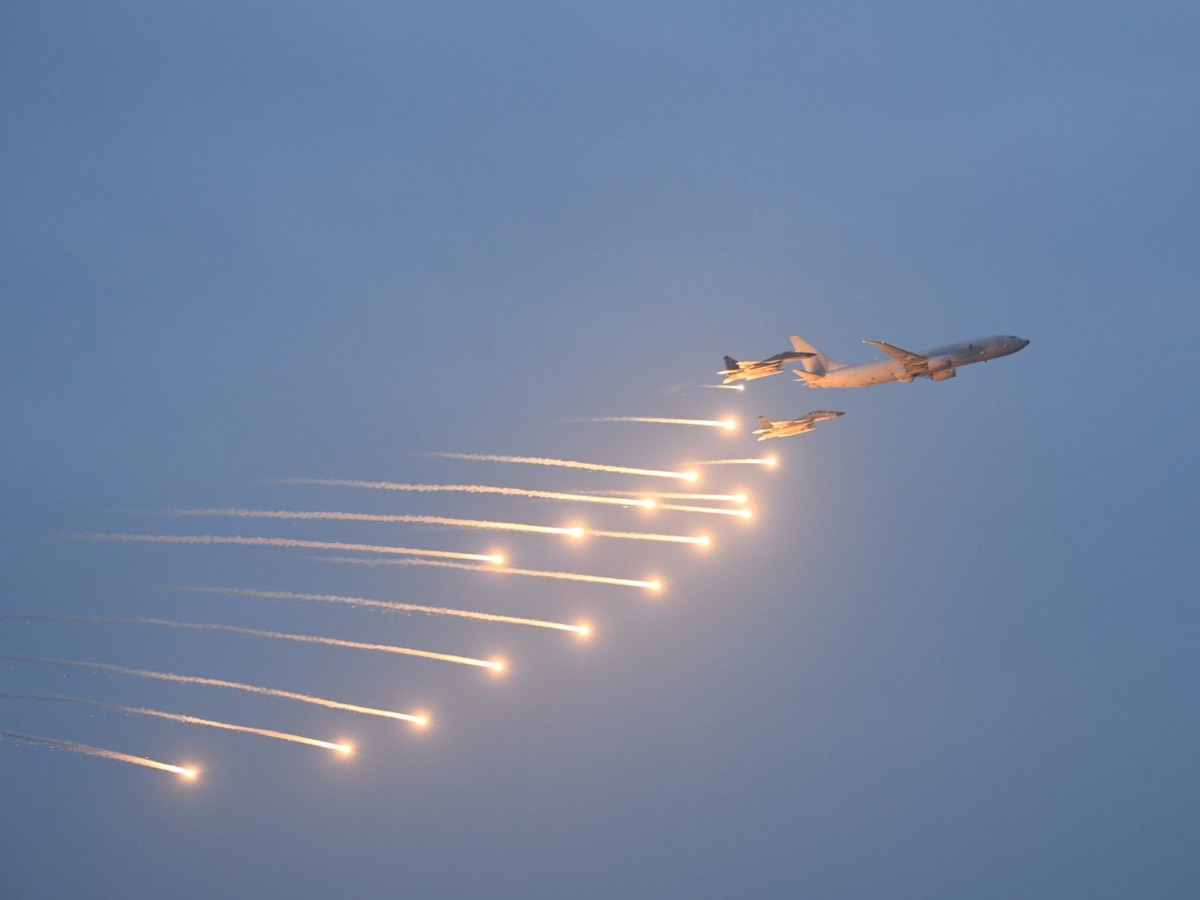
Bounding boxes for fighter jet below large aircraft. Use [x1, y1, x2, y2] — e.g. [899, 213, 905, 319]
[753, 410, 844, 441]
[719, 337, 814, 384]
[790, 334, 1029, 388]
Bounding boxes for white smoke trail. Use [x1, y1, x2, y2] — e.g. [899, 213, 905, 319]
[651, 503, 753, 518]
[0, 728, 197, 778]
[0, 614, 503, 671]
[431, 453, 696, 482]
[575, 490, 747, 503]
[0, 653, 425, 724]
[275, 479, 654, 508]
[0, 693, 352, 754]
[561, 417, 735, 430]
[175, 586, 588, 635]
[317, 557, 662, 592]
[71, 533, 501, 563]
[690, 458, 777, 466]
[165, 509, 579, 537]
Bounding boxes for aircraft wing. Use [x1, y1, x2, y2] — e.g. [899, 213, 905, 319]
[864, 340, 929, 377]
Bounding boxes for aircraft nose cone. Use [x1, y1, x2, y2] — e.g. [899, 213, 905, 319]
[1019, 337, 1030, 349]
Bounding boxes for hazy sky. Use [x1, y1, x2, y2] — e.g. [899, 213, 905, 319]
[2, 3, 1198, 898]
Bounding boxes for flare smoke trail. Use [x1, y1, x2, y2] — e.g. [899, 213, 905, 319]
[0, 653, 426, 724]
[652, 503, 754, 518]
[164, 511, 705, 547]
[0, 693, 351, 754]
[319, 557, 662, 592]
[690, 458, 777, 466]
[0, 615, 504, 671]
[701, 384, 745, 391]
[561, 417, 736, 430]
[578, 490, 746, 503]
[176, 586, 589, 635]
[432, 453, 697, 482]
[72, 533, 501, 563]
[585, 529, 709, 546]
[277, 479, 654, 508]
[169, 508, 576, 538]
[0, 728, 196, 778]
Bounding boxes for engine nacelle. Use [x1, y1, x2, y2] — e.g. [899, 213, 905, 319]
[927, 356, 956, 381]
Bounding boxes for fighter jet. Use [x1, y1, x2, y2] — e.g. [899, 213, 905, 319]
[790, 334, 1029, 388]
[753, 410, 844, 440]
[719, 336, 814, 384]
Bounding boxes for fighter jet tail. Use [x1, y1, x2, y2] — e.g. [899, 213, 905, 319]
[723, 355, 739, 371]
[757, 415, 772, 429]
[789, 336, 843, 375]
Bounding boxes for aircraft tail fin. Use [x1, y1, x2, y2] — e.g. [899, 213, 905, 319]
[723, 355, 739, 371]
[757, 415, 772, 429]
[789, 335, 842, 374]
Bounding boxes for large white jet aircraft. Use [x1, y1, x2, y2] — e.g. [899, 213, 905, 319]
[790, 334, 1029, 388]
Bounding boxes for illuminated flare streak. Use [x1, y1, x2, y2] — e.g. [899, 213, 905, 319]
[317, 557, 662, 592]
[577, 491, 746, 503]
[432, 453, 697, 482]
[276, 479, 655, 508]
[562, 417, 737, 430]
[0, 728, 196, 779]
[71, 533, 501, 563]
[652, 503, 754, 518]
[585, 529, 709, 546]
[700, 384, 745, 391]
[0, 615, 503, 671]
[691, 458, 777, 466]
[177, 586, 590, 635]
[167, 509, 582, 538]
[0, 653, 425, 724]
[0, 693, 351, 755]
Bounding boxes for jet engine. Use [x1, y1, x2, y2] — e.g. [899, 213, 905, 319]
[926, 356, 956, 381]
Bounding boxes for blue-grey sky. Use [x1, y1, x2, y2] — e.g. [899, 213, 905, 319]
[3, 3, 1198, 898]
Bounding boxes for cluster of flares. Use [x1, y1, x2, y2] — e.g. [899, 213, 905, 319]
[3, 415, 780, 782]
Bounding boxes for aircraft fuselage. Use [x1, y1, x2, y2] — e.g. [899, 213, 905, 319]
[800, 335, 1028, 388]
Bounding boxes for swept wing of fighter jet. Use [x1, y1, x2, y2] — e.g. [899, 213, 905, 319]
[790, 334, 1029, 388]
[753, 410, 844, 440]
[719, 336, 814, 384]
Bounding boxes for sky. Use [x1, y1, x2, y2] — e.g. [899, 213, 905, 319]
[2, 2, 1198, 897]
